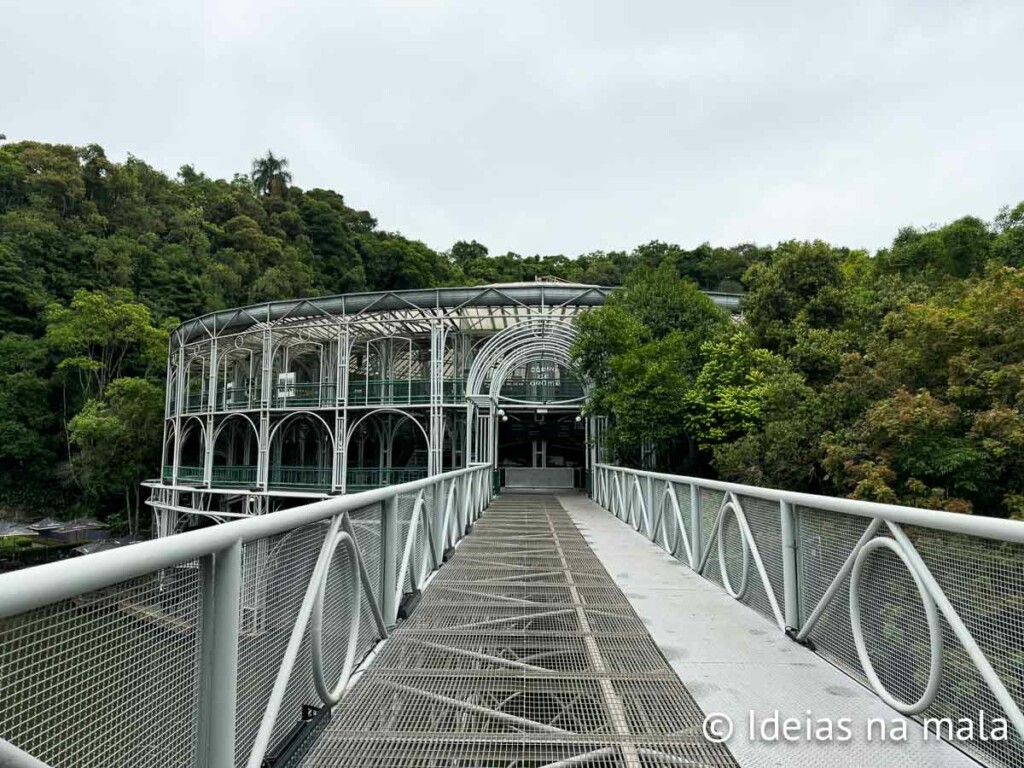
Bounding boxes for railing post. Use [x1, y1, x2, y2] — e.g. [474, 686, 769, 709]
[689, 483, 701, 569]
[381, 495, 399, 627]
[196, 539, 242, 768]
[780, 499, 800, 631]
[645, 474, 655, 539]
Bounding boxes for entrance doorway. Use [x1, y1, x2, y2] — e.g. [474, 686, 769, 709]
[497, 410, 585, 489]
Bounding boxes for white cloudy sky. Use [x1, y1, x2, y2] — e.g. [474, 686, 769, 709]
[3, 0, 1022, 256]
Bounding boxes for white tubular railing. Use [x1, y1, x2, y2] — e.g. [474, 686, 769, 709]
[593, 464, 1024, 768]
[0, 463, 492, 768]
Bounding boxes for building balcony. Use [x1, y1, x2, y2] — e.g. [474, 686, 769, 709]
[171, 379, 469, 416]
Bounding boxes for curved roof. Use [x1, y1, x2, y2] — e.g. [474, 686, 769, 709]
[171, 283, 743, 349]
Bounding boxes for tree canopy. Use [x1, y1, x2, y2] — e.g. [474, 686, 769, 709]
[576, 216, 1024, 518]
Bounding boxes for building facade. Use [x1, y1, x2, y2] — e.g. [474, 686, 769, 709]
[144, 282, 741, 536]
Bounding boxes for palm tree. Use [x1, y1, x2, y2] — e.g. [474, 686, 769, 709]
[251, 150, 292, 197]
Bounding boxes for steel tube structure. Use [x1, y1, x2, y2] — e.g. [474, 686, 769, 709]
[147, 282, 741, 533]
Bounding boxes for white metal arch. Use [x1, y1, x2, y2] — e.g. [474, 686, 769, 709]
[267, 410, 337, 451]
[212, 412, 260, 445]
[466, 317, 580, 398]
[345, 407, 430, 448]
[488, 343, 586, 400]
[180, 415, 208, 444]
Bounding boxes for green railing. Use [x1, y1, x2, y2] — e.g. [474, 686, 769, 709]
[172, 378, 471, 414]
[176, 465, 205, 483]
[211, 465, 258, 488]
[163, 464, 433, 492]
[346, 378, 430, 405]
[346, 466, 428, 491]
[184, 391, 208, 413]
[218, 386, 257, 411]
[272, 382, 337, 408]
[267, 465, 333, 490]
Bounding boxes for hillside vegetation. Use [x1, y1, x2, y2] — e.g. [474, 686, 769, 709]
[1, 139, 1022, 523]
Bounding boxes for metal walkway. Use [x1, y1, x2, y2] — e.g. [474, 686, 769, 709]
[303, 494, 738, 767]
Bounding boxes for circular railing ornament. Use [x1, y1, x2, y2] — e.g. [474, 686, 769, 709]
[849, 536, 943, 715]
[717, 501, 750, 600]
[657, 486, 683, 557]
[631, 478, 645, 533]
[310, 530, 363, 706]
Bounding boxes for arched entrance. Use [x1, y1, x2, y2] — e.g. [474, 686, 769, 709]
[465, 317, 592, 490]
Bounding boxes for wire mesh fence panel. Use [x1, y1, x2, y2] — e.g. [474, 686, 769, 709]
[700, 488, 725, 556]
[234, 522, 328, 764]
[736, 494, 784, 624]
[798, 506, 885, 684]
[671, 481, 693, 562]
[0, 563, 203, 768]
[908, 528, 1024, 768]
[396, 492, 417, 595]
[798, 507, 1024, 768]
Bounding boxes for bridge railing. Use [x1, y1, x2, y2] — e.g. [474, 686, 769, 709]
[594, 463, 1024, 768]
[0, 463, 492, 768]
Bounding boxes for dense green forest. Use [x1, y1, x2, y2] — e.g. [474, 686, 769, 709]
[575, 206, 1024, 517]
[1, 139, 1022, 524]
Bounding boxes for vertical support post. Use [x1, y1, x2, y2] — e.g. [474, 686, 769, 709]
[203, 338, 218, 486]
[196, 539, 242, 768]
[780, 499, 800, 630]
[258, 324, 272, 490]
[333, 324, 350, 493]
[690, 483, 702, 570]
[381, 495, 399, 627]
[172, 346, 186, 483]
[644, 475, 654, 540]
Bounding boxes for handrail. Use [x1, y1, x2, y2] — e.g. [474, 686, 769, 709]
[0, 463, 487, 619]
[595, 463, 1024, 543]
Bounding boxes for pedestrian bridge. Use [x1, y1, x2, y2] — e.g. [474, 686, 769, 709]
[1, 464, 1022, 768]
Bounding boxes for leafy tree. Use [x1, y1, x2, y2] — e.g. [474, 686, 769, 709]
[44, 289, 169, 399]
[69, 377, 164, 533]
[572, 264, 729, 469]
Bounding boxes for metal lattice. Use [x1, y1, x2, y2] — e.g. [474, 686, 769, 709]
[302, 494, 738, 767]
[0, 563, 203, 767]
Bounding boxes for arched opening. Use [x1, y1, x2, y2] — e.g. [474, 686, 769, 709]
[466, 318, 589, 490]
[268, 412, 334, 490]
[184, 354, 209, 413]
[177, 419, 206, 484]
[273, 340, 327, 408]
[345, 410, 429, 491]
[219, 346, 256, 411]
[161, 424, 177, 481]
[212, 414, 259, 488]
[347, 336, 430, 406]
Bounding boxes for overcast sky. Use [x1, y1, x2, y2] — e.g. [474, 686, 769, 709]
[3, 0, 1022, 256]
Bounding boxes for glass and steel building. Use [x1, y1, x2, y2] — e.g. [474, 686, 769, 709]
[145, 281, 741, 534]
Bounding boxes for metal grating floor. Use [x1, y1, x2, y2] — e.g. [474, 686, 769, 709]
[302, 495, 739, 767]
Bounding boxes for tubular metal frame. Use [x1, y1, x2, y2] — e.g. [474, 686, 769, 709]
[153, 283, 732, 528]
